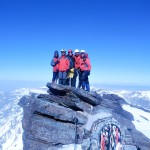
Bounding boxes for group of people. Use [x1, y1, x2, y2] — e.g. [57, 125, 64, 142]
[50, 49, 91, 91]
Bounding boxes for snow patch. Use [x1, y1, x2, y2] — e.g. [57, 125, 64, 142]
[123, 104, 150, 139]
[0, 87, 47, 150]
[59, 144, 82, 150]
[139, 91, 150, 99]
[29, 88, 47, 94]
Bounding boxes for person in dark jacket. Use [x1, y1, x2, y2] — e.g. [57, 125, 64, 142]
[66, 49, 75, 87]
[58, 49, 70, 85]
[50, 50, 59, 83]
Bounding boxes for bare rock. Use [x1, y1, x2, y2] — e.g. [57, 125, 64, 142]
[19, 83, 150, 150]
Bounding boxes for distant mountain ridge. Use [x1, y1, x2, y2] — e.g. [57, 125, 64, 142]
[91, 87, 150, 111]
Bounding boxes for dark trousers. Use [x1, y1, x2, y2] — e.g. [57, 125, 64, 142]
[52, 72, 58, 83]
[81, 71, 90, 91]
[66, 78, 74, 87]
[58, 71, 67, 85]
[73, 69, 82, 88]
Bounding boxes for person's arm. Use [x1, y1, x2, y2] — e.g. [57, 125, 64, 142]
[83, 57, 89, 68]
[50, 58, 55, 67]
[51, 58, 60, 67]
[66, 59, 70, 71]
[86, 58, 91, 71]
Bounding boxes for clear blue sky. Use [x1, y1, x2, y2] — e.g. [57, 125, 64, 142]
[0, 0, 150, 87]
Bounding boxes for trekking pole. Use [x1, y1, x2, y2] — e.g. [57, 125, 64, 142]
[74, 117, 78, 150]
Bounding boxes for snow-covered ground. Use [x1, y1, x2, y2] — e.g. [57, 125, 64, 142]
[123, 104, 150, 139]
[59, 144, 82, 150]
[0, 87, 47, 150]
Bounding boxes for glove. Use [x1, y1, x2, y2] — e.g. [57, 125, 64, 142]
[70, 68, 74, 73]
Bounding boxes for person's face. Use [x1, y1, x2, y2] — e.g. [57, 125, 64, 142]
[75, 52, 80, 56]
[81, 53, 85, 58]
[55, 53, 58, 57]
[61, 51, 66, 56]
[68, 51, 73, 56]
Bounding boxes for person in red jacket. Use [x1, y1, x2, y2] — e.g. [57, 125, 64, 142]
[73, 49, 82, 88]
[80, 50, 91, 91]
[58, 49, 70, 85]
[50, 50, 59, 83]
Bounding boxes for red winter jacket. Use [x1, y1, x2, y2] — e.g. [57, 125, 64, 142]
[58, 56, 70, 72]
[80, 57, 91, 71]
[74, 55, 81, 69]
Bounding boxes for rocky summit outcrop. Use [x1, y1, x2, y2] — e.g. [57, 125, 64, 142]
[19, 83, 150, 150]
